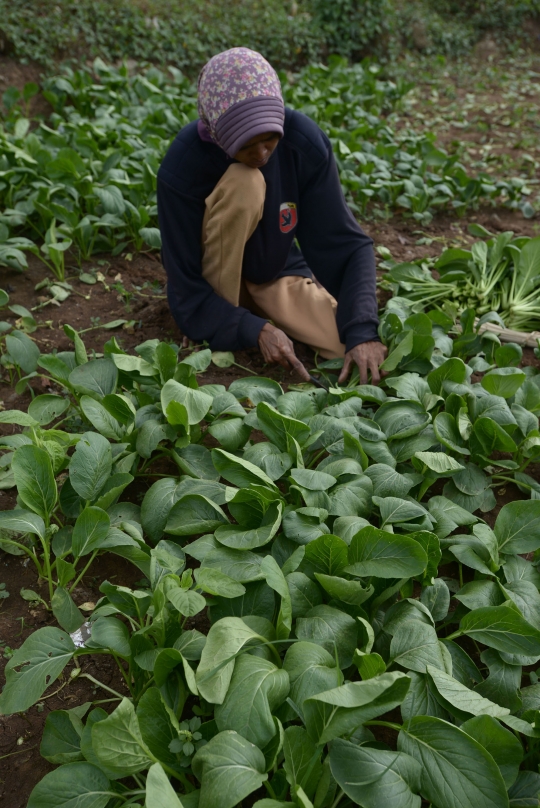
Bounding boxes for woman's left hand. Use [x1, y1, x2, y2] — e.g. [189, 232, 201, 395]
[338, 341, 388, 386]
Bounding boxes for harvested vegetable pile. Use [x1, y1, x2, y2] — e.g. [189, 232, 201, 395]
[381, 229, 540, 331]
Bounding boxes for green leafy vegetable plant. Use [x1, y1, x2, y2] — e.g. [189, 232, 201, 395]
[1, 313, 540, 807]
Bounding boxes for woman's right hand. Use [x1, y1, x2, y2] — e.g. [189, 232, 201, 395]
[258, 323, 310, 381]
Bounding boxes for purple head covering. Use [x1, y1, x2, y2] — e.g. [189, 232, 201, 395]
[197, 47, 285, 158]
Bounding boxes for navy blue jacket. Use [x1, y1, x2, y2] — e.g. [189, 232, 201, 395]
[157, 108, 379, 352]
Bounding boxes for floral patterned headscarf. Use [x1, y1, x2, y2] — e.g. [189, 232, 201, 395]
[197, 48, 285, 158]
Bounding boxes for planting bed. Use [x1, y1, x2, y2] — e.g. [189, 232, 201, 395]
[3, 51, 540, 808]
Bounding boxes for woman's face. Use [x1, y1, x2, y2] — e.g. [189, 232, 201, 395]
[234, 132, 280, 168]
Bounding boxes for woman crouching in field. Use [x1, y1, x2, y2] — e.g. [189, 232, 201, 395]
[157, 47, 386, 384]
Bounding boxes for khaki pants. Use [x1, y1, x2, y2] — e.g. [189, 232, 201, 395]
[201, 163, 345, 359]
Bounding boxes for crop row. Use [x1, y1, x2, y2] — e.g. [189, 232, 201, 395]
[0, 57, 535, 281]
[1, 291, 540, 805]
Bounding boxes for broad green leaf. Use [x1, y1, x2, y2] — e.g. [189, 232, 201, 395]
[443, 480, 496, 514]
[243, 442, 293, 481]
[212, 448, 277, 489]
[257, 401, 311, 450]
[375, 495, 429, 526]
[196, 617, 264, 703]
[304, 671, 411, 745]
[136, 688, 180, 771]
[51, 586, 84, 633]
[398, 716, 509, 808]
[481, 368, 526, 399]
[93, 471, 132, 510]
[69, 358, 118, 398]
[290, 468, 337, 491]
[89, 616, 131, 658]
[302, 533, 348, 576]
[282, 507, 329, 545]
[295, 604, 357, 668]
[385, 371, 430, 404]
[201, 546, 265, 583]
[161, 379, 212, 424]
[151, 648, 198, 694]
[373, 399, 430, 441]
[5, 329, 40, 373]
[95, 184, 125, 214]
[72, 506, 110, 558]
[428, 495, 477, 539]
[364, 463, 414, 497]
[153, 342, 178, 383]
[174, 444, 219, 481]
[414, 451, 464, 475]
[12, 444, 57, 520]
[354, 650, 387, 680]
[459, 604, 540, 656]
[80, 395, 125, 440]
[92, 698, 152, 776]
[276, 391, 317, 421]
[0, 409, 38, 426]
[426, 666, 509, 719]
[380, 329, 414, 371]
[283, 726, 322, 799]
[401, 671, 450, 721]
[283, 642, 342, 719]
[69, 431, 112, 501]
[314, 573, 373, 606]
[146, 763, 184, 808]
[0, 508, 45, 539]
[165, 580, 206, 618]
[212, 351, 235, 368]
[422, 578, 450, 621]
[495, 500, 540, 554]
[427, 357, 467, 395]
[208, 417, 251, 451]
[40, 710, 84, 764]
[166, 494, 229, 535]
[327, 476, 372, 518]
[113, 353, 155, 375]
[346, 526, 427, 578]
[261, 554, 293, 639]
[515, 236, 540, 296]
[473, 417, 517, 455]
[508, 771, 540, 806]
[194, 567, 246, 598]
[136, 418, 176, 459]
[411, 531, 442, 585]
[216, 500, 282, 551]
[0, 626, 75, 714]
[28, 394, 69, 426]
[215, 654, 289, 747]
[27, 762, 111, 808]
[192, 731, 267, 808]
[433, 412, 468, 455]
[390, 621, 449, 673]
[329, 739, 421, 808]
[287, 571, 323, 618]
[229, 376, 282, 405]
[460, 715, 523, 789]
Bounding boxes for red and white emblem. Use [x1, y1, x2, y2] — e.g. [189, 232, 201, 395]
[279, 202, 297, 233]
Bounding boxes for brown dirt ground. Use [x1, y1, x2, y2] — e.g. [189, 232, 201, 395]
[1, 53, 540, 805]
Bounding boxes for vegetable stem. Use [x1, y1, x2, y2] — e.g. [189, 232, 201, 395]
[69, 549, 98, 593]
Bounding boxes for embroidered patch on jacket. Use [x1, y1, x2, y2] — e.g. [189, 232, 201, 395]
[279, 202, 297, 233]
